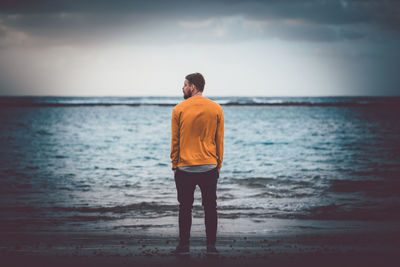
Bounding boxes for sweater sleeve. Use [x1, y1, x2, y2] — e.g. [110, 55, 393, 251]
[216, 108, 224, 169]
[170, 107, 180, 169]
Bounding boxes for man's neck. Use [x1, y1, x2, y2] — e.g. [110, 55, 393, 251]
[191, 92, 202, 97]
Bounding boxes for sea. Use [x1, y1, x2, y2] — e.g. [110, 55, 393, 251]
[1, 96, 400, 233]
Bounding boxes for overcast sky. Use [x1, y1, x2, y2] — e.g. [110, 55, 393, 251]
[0, 0, 399, 96]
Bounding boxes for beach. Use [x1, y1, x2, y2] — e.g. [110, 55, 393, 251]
[1, 218, 399, 267]
[1, 96, 400, 266]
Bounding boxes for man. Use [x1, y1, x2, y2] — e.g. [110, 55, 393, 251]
[170, 72, 224, 256]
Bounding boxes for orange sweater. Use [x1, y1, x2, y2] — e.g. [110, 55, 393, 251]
[170, 96, 224, 169]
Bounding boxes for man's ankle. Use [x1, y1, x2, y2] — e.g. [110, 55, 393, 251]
[206, 244, 219, 255]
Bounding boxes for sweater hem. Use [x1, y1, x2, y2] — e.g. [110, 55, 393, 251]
[177, 158, 219, 167]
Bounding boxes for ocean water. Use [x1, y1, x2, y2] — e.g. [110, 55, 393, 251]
[1, 96, 400, 232]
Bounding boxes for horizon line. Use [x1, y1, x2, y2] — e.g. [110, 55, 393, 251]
[1, 95, 400, 98]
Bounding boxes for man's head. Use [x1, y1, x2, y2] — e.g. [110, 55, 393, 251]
[182, 72, 205, 99]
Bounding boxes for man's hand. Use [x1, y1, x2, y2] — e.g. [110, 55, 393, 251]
[218, 167, 220, 175]
[174, 169, 177, 175]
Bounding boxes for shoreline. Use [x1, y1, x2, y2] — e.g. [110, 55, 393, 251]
[1, 218, 399, 267]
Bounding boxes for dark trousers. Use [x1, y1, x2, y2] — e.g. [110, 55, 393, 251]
[174, 167, 219, 245]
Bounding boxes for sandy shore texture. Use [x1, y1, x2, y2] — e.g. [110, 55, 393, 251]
[1, 218, 399, 267]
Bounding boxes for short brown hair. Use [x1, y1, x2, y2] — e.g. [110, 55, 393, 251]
[185, 73, 205, 92]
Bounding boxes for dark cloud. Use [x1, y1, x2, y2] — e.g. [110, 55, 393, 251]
[0, 0, 398, 47]
[1, 0, 399, 25]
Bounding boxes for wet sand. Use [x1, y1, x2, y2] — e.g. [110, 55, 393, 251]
[1, 218, 399, 267]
